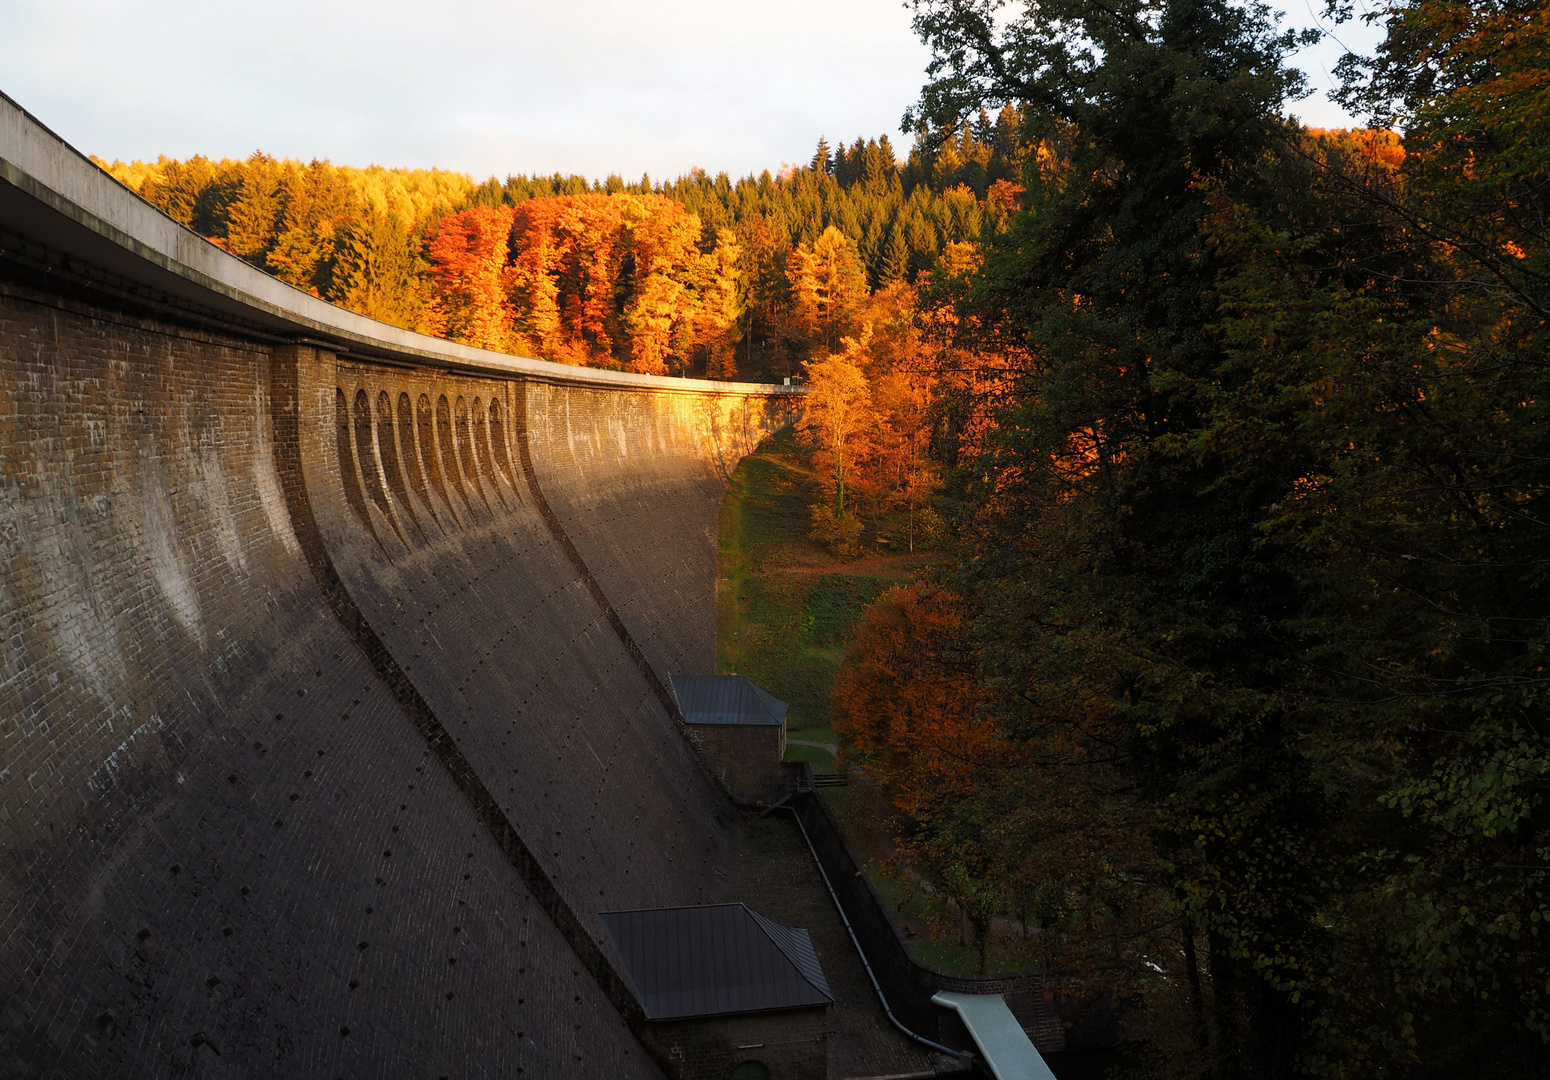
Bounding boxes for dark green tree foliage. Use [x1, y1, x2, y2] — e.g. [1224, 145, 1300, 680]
[879, 222, 911, 283]
[902, 108, 1023, 194]
[907, 0, 1550, 1073]
[1247, 0, 1550, 1068]
[1200, 129, 1550, 1073]
[476, 131, 1004, 288]
[910, 0, 1318, 1065]
[329, 211, 432, 327]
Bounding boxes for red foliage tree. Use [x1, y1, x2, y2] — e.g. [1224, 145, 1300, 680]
[425, 206, 517, 352]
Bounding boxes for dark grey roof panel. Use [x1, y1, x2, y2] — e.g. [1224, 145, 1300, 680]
[669, 674, 788, 726]
[746, 906, 830, 999]
[747, 680, 791, 725]
[600, 903, 832, 1020]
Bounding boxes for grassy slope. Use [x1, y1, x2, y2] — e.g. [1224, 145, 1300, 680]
[717, 427, 1025, 974]
[716, 426, 921, 736]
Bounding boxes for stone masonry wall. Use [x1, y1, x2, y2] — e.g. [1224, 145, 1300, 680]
[295, 351, 784, 924]
[652, 1008, 827, 1080]
[684, 725, 786, 806]
[523, 380, 792, 689]
[0, 278, 784, 1077]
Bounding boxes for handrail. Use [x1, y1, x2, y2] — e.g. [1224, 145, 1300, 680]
[771, 802, 970, 1066]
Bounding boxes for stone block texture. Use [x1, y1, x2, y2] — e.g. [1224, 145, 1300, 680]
[0, 280, 785, 1078]
[684, 725, 786, 806]
[652, 1009, 827, 1080]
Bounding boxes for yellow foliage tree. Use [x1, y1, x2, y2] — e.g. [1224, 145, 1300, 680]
[696, 229, 745, 380]
[787, 225, 868, 355]
[621, 194, 706, 374]
[798, 332, 874, 553]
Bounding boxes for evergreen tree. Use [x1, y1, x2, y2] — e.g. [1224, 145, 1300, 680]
[104, 119, 1027, 379]
[788, 225, 868, 355]
[329, 211, 435, 332]
[878, 222, 910, 284]
[223, 153, 284, 263]
[811, 136, 832, 175]
[890, 0, 1550, 1071]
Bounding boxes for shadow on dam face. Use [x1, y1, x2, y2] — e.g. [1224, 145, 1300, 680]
[0, 92, 796, 1078]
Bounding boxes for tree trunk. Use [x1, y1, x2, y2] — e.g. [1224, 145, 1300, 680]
[1207, 930, 1242, 1080]
[1182, 920, 1211, 1072]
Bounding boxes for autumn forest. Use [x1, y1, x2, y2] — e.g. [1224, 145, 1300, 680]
[102, 125, 1015, 380]
[106, 0, 1550, 1073]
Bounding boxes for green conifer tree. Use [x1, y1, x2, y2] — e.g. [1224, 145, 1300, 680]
[879, 222, 910, 283]
[811, 137, 832, 175]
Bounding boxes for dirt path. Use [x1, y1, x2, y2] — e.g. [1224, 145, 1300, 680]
[768, 551, 936, 578]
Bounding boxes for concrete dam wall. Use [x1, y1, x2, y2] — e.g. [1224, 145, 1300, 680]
[0, 94, 793, 1078]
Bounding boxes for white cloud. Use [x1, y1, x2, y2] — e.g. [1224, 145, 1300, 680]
[3, 0, 933, 178]
[1, 0, 1392, 183]
[1272, 0, 1391, 128]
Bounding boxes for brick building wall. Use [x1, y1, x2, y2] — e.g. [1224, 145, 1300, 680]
[684, 724, 787, 806]
[653, 1008, 827, 1080]
[0, 277, 785, 1077]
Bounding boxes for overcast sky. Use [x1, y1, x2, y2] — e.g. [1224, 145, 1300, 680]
[1, 0, 1385, 182]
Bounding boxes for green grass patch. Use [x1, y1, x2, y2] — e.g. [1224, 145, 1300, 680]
[784, 726, 837, 748]
[866, 857, 1030, 975]
[865, 857, 926, 918]
[912, 938, 1025, 974]
[801, 575, 889, 645]
[717, 427, 914, 732]
[781, 742, 836, 769]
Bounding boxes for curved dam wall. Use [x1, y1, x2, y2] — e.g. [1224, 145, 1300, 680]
[0, 94, 793, 1078]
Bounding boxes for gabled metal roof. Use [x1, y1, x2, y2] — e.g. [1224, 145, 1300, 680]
[669, 674, 789, 727]
[599, 903, 832, 1020]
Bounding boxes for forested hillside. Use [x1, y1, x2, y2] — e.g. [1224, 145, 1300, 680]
[97, 121, 1021, 378]
[822, 0, 1550, 1076]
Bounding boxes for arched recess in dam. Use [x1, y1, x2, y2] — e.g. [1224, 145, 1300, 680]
[0, 94, 794, 1077]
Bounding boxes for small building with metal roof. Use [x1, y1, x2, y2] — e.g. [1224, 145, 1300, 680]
[670, 675, 789, 805]
[601, 903, 832, 1080]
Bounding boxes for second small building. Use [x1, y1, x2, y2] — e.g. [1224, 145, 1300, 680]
[670, 674, 789, 805]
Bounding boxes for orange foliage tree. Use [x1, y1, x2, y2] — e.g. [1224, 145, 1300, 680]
[694, 228, 744, 380]
[834, 582, 988, 806]
[798, 334, 874, 552]
[618, 194, 729, 375]
[425, 205, 517, 352]
[431, 193, 744, 375]
[835, 579, 1161, 973]
[850, 283, 942, 550]
[107, 135, 1035, 375]
[833, 582, 1007, 971]
[505, 195, 620, 362]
